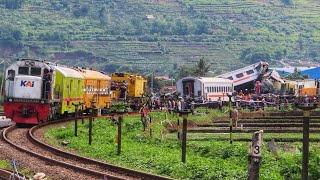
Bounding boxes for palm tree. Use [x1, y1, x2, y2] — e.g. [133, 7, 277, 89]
[195, 57, 210, 77]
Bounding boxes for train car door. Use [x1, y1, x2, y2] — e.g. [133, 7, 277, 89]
[182, 80, 194, 98]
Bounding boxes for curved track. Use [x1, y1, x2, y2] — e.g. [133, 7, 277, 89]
[2, 118, 173, 180]
[0, 169, 27, 180]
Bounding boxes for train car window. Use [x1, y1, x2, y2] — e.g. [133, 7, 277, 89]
[115, 73, 124, 77]
[246, 70, 254, 75]
[18, 67, 29, 75]
[236, 73, 244, 78]
[31, 67, 41, 76]
[228, 76, 233, 80]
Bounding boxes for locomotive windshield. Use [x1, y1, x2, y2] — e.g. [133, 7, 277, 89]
[18, 66, 42, 76]
[31, 67, 41, 76]
[18, 67, 29, 75]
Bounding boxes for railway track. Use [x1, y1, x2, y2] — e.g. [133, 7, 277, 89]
[0, 169, 26, 179]
[2, 118, 174, 180]
[182, 116, 320, 142]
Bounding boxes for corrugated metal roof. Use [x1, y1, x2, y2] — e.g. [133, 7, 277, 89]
[301, 67, 320, 79]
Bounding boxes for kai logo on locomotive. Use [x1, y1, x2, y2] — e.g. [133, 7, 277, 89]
[20, 80, 34, 87]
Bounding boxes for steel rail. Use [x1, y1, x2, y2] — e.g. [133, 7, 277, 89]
[2, 116, 174, 180]
[3, 125, 120, 179]
[29, 118, 174, 180]
[0, 168, 27, 179]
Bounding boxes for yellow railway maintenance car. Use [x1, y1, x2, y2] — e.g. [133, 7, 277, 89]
[75, 68, 111, 112]
[110, 72, 147, 99]
[110, 73, 147, 110]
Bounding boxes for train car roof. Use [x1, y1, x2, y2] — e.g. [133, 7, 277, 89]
[199, 77, 233, 83]
[54, 66, 84, 79]
[78, 69, 110, 80]
[179, 76, 233, 83]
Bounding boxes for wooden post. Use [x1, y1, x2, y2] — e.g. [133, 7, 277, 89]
[248, 130, 263, 180]
[177, 118, 180, 139]
[81, 105, 84, 124]
[179, 110, 191, 163]
[302, 110, 310, 180]
[88, 107, 93, 145]
[117, 116, 122, 155]
[89, 101, 95, 145]
[228, 94, 233, 144]
[74, 104, 78, 137]
[296, 104, 318, 180]
[182, 116, 187, 163]
[149, 116, 152, 138]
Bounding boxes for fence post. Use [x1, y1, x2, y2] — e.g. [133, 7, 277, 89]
[72, 103, 79, 137]
[177, 118, 180, 139]
[81, 105, 84, 124]
[88, 101, 95, 145]
[302, 110, 310, 180]
[149, 116, 152, 138]
[248, 130, 263, 180]
[296, 103, 318, 180]
[117, 116, 122, 155]
[88, 107, 93, 145]
[179, 110, 191, 163]
[228, 94, 233, 144]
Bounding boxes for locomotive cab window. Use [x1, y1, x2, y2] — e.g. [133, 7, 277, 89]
[31, 67, 41, 76]
[228, 76, 233, 80]
[18, 67, 29, 75]
[7, 69, 15, 80]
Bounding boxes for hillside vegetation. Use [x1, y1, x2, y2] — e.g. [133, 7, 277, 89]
[0, 0, 319, 76]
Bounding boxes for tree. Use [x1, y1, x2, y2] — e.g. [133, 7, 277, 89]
[282, 0, 293, 6]
[195, 57, 210, 76]
[0, 24, 23, 47]
[176, 65, 195, 79]
[3, 0, 24, 9]
[73, 4, 90, 18]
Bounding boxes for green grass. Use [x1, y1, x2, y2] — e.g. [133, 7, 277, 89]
[0, 160, 10, 169]
[165, 133, 320, 141]
[0, 160, 33, 178]
[45, 110, 320, 179]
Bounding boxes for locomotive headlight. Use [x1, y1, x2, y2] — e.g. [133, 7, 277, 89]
[8, 98, 13, 102]
[40, 100, 45, 104]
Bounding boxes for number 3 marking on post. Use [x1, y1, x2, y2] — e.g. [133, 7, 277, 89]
[254, 145, 260, 155]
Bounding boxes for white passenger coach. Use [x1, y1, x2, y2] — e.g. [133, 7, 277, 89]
[176, 76, 234, 102]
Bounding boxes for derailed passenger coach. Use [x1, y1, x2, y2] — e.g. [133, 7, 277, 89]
[176, 76, 234, 102]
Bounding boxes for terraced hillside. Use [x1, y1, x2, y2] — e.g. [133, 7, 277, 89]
[0, 0, 319, 75]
